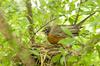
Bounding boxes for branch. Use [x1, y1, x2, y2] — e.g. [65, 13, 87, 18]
[34, 16, 59, 35]
[26, 0, 33, 24]
[77, 11, 96, 27]
[73, 0, 87, 25]
[73, 0, 82, 25]
[73, 7, 80, 25]
[26, 0, 35, 44]
[0, 11, 14, 46]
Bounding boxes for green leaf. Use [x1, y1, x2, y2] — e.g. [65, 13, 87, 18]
[69, 17, 74, 24]
[60, 56, 65, 65]
[97, 0, 100, 6]
[51, 54, 61, 63]
[58, 37, 74, 45]
[68, 56, 77, 63]
[31, 50, 40, 56]
[61, 27, 73, 37]
[96, 45, 100, 58]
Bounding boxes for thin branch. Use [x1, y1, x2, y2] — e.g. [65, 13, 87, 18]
[34, 17, 58, 35]
[26, 0, 35, 44]
[26, 0, 33, 24]
[73, 7, 81, 25]
[77, 11, 96, 27]
[74, 0, 83, 25]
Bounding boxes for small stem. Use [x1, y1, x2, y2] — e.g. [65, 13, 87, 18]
[77, 11, 96, 27]
[34, 17, 58, 35]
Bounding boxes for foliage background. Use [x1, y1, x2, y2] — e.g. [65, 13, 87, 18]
[0, 0, 100, 66]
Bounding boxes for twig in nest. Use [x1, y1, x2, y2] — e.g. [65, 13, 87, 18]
[40, 50, 48, 66]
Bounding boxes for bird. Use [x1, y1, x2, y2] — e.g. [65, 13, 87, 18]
[43, 25, 80, 45]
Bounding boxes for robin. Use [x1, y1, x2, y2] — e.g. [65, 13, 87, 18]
[43, 25, 80, 44]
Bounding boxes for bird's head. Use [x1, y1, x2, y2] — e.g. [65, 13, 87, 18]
[43, 26, 51, 35]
